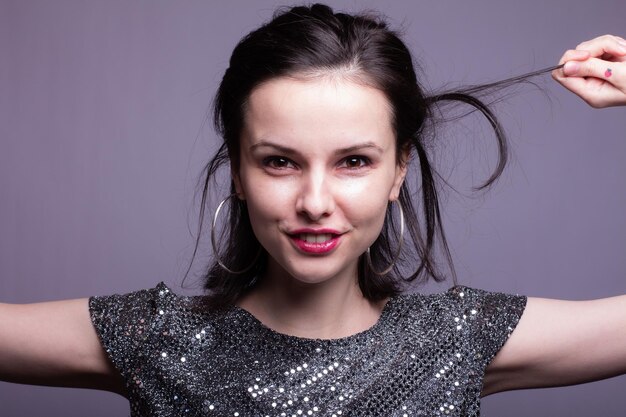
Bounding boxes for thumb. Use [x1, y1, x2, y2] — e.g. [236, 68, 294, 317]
[563, 58, 615, 79]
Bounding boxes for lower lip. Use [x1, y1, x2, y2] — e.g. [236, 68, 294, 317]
[289, 235, 341, 254]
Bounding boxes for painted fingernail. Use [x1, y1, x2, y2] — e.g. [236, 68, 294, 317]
[605, 68, 612, 78]
[563, 61, 580, 75]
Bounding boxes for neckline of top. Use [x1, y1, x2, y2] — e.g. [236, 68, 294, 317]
[228, 294, 403, 346]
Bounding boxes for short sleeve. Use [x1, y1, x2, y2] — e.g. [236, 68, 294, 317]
[88, 283, 170, 381]
[448, 286, 527, 366]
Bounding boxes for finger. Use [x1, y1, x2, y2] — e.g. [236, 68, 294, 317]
[563, 57, 621, 79]
[556, 76, 622, 108]
[558, 49, 591, 65]
[576, 34, 626, 58]
[554, 50, 591, 80]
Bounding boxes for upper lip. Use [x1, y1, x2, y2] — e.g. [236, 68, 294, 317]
[288, 228, 344, 235]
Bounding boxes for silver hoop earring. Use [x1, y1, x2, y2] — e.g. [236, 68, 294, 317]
[211, 194, 261, 274]
[366, 199, 405, 275]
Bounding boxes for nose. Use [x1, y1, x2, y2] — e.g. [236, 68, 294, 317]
[295, 167, 335, 221]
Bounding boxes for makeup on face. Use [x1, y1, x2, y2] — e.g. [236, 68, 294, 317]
[235, 76, 406, 284]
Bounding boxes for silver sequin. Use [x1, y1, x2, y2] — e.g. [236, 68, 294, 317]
[89, 283, 526, 416]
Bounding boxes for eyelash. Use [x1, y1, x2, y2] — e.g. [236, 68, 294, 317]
[340, 156, 371, 169]
[262, 156, 295, 170]
[261, 156, 372, 171]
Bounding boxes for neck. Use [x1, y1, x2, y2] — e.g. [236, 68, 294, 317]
[237, 262, 387, 340]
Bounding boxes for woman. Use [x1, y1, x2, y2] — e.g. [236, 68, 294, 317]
[1, 3, 625, 416]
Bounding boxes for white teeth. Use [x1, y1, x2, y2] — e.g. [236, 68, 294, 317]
[300, 233, 333, 243]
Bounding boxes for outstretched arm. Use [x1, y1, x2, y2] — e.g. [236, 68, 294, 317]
[483, 296, 626, 395]
[484, 34, 626, 396]
[552, 34, 626, 108]
[0, 299, 124, 395]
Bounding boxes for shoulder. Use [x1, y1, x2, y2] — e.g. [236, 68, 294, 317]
[89, 283, 178, 337]
[395, 285, 527, 360]
[396, 285, 526, 317]
[89, 282, 214, 321]
[88, 283, 217, 376]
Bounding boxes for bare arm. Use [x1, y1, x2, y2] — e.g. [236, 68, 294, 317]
[483, 33, 626, 396]
[483, 295, 626, 395]
[0, 299, 125, 395]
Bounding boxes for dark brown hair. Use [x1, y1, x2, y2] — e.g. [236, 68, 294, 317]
[187, 3, 557, 309]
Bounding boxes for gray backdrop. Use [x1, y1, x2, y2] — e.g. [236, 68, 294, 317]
[1, 0, 625, 415]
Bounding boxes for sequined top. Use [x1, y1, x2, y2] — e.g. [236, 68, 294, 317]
[89, 283, 526, 417]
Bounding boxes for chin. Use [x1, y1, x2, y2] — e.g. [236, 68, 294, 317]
[288, 271, 337, 286]
[274, 258, 358, 286]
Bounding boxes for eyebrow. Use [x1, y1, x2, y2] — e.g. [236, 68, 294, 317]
[249, 140, 385, 155]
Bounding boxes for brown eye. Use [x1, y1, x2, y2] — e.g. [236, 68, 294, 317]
[263, 156, 294, 169]
[342, 156, 370, 169]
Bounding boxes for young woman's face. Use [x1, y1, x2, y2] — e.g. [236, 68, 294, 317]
[235, 76, 407, 285]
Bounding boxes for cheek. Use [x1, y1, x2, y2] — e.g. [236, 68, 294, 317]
[338, 177, 391, 231]
[241, 175, 295, 237]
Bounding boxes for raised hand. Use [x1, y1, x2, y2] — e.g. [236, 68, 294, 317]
[552, 35, 626, 108]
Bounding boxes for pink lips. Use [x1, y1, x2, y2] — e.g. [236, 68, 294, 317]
[288, 228, 343, 254]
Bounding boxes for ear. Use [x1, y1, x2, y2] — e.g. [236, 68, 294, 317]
[231, 168, 246, 200]
[389, 145, 410, 201]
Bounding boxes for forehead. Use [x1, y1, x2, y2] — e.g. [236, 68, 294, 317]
[241, 76, 395, 152]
